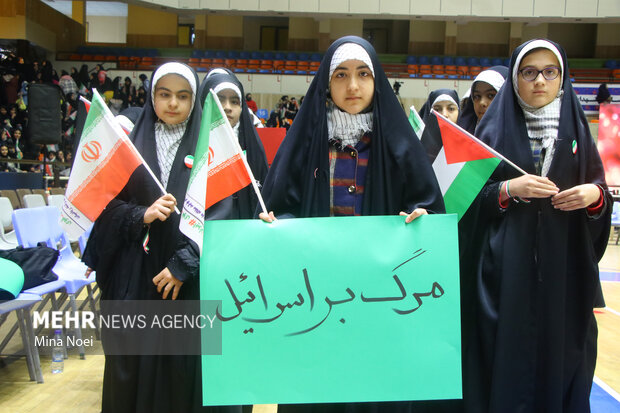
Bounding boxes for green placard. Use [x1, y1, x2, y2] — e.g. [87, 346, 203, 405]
[200, 214, 461, 405]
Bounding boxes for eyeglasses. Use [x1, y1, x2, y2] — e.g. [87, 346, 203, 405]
[519, 66, 561, 82]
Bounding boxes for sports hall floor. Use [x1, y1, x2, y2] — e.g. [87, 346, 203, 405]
[1, 242, 619, 412]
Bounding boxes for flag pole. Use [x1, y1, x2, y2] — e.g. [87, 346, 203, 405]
[210, 89, 269, 215]
[431, 109, 528, 175]
[91, 89, 180, 214]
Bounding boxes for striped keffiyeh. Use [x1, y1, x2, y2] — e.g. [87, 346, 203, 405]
[521, 97, 561, 176]
[154, 119, 188, 188]
[327, 103, 373, 147]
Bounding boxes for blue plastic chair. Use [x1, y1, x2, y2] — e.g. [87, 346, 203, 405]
[263, 51, 274, 60]
[491, 57, 503, 66]
[12, 206, 98, 358]
[0, 290, 44, 383]
[418, 56, 430, 65]
[406, 56, 417, 65]
[467, 57, 480, 66]
[442, 56, 454, 65]
[480, 57, 491, 67]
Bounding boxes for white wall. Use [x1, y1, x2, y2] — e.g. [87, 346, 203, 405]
[166, 0, 620, 18]
[87, 16, 127, 44]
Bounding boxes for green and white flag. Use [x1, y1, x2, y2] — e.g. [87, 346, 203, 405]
[408, 105, 425, 140]
[430, 110, 501, 220]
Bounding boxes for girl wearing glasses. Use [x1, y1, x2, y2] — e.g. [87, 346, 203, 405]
[461, 39, 612, 412]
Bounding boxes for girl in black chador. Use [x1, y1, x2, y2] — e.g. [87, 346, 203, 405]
[462, 39, 612, 413]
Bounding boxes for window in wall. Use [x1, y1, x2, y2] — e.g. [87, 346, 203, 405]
[363, 20, 409, 54]
[260, 26, 289, 51]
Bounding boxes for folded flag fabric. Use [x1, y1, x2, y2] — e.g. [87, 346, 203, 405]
[180, 90, 252, 253]
[60, 89, 143, 239]
[408, 105, 425, 140]
[430, 110, 501, 220]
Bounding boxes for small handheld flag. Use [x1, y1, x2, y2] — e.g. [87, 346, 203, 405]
[180, 89, 267, 253]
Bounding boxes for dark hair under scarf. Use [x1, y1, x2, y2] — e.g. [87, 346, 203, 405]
[462, 39, 612, 412]
[418, 88, 459, 164]
[198, 71, 269, 219]
[457, 65, 508, 135]
[261, 35, 444, 218]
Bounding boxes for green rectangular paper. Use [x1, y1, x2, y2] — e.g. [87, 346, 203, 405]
[200, 214, 461, 405]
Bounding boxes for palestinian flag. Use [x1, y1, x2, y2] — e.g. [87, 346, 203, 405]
[431, 110, 500, 220]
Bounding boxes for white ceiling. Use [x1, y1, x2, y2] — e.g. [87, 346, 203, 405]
[42, 1, 128, 17]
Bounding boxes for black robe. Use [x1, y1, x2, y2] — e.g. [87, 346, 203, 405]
[261, 36, 444, 413]
[461, 40, 612, 413]
[83, 63, 237, 413]
[198, 72, 269, 219]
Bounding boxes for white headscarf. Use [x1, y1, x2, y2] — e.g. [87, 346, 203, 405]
[213, 82, 242, 101]
[151, 62, 197, 113]
[432, 94, 458, 107]
[329, 43, 374, 80]
[473, 69, 506, 93]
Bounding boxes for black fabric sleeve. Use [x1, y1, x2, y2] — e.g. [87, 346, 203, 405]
[166, 196, 233, 282]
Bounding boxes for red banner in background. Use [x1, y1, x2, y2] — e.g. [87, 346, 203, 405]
[598, 104, 620, 187]
[256, 127, 286, 166]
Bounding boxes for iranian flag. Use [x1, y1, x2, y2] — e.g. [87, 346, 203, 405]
[180, 90, 261, 253]
[408, 105, 425, 140]
[60, 89, 144, 238]
[431, 110, 501, 220]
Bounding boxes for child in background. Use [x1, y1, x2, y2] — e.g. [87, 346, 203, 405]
[457, 66, 508, 135]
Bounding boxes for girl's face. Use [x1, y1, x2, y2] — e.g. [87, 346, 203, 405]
[433, 100, 459, 123]
[153, 74, 193, 125]
[0, 146, 7, 156]
[329, 59, 374, 115]
[517, 49, 561, 109]
[472, 81, 497, 120]
[13, 129, 21, 139]
[0, 107, 6, 115]
[217, 89, 242, 128]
